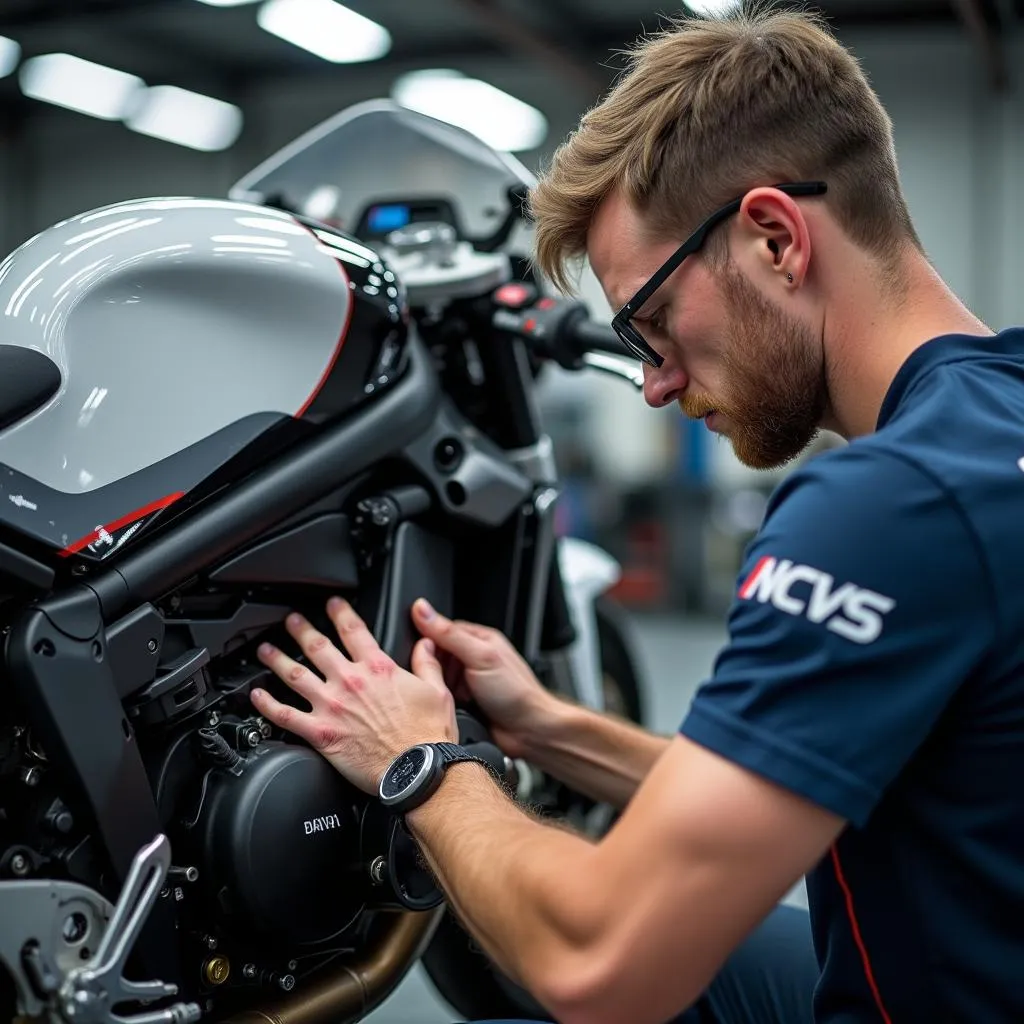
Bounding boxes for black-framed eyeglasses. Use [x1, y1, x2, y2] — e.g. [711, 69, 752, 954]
[610, 181, 829, 368]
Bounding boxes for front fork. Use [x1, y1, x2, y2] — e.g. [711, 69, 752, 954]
[506, 436, 620, 714]
[554, 538, 621, 712]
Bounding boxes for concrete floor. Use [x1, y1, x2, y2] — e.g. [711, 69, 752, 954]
[363, 612, 808, 1024]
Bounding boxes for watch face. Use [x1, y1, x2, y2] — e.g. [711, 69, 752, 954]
[381, 746, 429, 801]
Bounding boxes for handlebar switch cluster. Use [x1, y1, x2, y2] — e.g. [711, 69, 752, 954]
[490, 287, 635, 375]
[492, 289, 591, 370]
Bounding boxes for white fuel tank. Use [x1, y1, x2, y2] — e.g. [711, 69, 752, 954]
[0, 196, 406, 556]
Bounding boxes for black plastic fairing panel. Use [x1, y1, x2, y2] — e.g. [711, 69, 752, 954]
[210, 513, 359, 588]
[106, 604, 165, 699]
[88, 334, 441, 622]
[451, 503, 530, 645]
[0, 412, 289, 559]
[0, 346, 60, 432]
[186, 603, 294, 659]
[0, 538, 54, 592]
[366, 522, 453, 670]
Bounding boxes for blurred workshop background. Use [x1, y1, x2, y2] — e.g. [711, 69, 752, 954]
[0, 3, 1021, 1016]
[2, 0, 1018, 621]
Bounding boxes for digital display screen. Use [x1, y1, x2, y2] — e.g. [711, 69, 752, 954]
[381, 746, 428, 799]
[355, 198, 459, 241]
[366, 204, 412, 234]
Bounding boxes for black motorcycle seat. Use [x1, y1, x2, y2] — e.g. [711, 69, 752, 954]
[0, 346, 61, 433]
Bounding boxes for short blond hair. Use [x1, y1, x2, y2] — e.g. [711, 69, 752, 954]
[530, 4, 920, 293]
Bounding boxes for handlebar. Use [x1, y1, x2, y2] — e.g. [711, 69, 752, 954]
[571, 317, 633, 360]
[489, 284, 635, 370]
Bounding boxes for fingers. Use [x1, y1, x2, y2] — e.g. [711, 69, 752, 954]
[285, 613, 349, 677]
[412, 600, 494, 664]
[433, 649, 470, 702]
[257, 641, 327, 707]
[249, 682, 317, 743]
[411, 636, 445, 687]
[327, 597, 384, 662]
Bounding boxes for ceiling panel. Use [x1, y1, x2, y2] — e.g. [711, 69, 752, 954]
[0, 0, 1010, 126]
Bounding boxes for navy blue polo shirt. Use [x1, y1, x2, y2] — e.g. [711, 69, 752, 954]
[681, 327, 1024, 1022]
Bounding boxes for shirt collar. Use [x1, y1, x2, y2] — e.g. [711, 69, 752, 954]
[876, 329, 1024, 429]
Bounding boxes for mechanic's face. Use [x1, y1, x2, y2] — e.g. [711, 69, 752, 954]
[700, 262, 826, 469]
[588, 192, 826, 470]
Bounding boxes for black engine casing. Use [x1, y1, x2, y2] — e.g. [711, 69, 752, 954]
[194, 742, 364, 947]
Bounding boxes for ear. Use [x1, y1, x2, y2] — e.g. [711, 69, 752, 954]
[733, 187, 812, 290]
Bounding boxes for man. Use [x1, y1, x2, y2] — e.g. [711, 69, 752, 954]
[248, 6, 1024, 1023]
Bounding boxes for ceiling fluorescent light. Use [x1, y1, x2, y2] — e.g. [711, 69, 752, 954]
[0, 36, 21, 79]
[392, 70, 547, 152]
[19, 53, 144, 120]
[685, 0, 742, 15]
[126, 85, 243, 151]
[194, 0, 261, 6]
[257, 0, 391, 63]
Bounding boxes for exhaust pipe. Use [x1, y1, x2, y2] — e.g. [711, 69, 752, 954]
[221, 908, 444, 1024]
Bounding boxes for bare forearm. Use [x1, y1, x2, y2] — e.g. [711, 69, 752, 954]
[521, 699, 671, 808]
[406, 763, 602, 999]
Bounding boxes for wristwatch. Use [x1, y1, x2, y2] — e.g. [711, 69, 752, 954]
[378, 742, 498, 815]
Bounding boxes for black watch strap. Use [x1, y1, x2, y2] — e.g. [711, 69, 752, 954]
[434, 742, 501, 779]
[435, 741, 474, 764]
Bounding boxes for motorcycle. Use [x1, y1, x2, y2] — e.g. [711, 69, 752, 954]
[0, 100, 648, 1024]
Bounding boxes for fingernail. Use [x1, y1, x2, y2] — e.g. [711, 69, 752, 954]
[327, 596, 344, 613]
[251, 688, 264, 700]
[416, 599, 435, 620]
[258, 643, 273, 658]
[422, 638, 435, 657]
[287, 613, 303, 628]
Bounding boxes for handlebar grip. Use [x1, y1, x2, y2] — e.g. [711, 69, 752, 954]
[569, 317, 633, 360]
[491, 293, 636, 367]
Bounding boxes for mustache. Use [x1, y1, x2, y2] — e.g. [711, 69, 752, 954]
[678, 392, 718, 419]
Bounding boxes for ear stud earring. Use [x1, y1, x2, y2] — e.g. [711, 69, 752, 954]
[786, 273, 794, 283]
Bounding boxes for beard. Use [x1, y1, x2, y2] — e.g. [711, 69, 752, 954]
[679, 265, 828, 470]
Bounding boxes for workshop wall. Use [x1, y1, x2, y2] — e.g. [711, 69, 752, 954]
[1, 26, 1019, 324]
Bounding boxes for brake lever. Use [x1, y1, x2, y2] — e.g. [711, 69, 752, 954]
[581, 352, 644, 389]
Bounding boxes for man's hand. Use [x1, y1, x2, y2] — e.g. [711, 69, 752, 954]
[250, 597, 457, 794]
[412, 598, 560, 759]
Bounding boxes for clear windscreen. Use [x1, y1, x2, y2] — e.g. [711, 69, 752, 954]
[229, 100, 537, 245]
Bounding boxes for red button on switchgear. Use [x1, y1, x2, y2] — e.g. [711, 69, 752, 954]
[494, 283, 533, 308]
